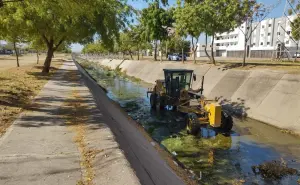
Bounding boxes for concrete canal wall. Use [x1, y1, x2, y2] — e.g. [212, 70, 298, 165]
[91, 58, 300, 134]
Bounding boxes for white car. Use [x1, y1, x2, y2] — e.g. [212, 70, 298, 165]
[293, 53, 300, 58]
[168, 53, 187, 61]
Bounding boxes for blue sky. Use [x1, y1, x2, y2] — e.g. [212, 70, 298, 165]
[71, 0, 286, 52]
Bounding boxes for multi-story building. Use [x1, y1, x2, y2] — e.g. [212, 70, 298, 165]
[200, 15, 299, 58]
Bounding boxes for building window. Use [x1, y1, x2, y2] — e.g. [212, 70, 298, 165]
[261, 34, 264, 37]
[287, 31, 291, 35]
[267, 42, 270, 45]
[268, 33, 271, 36]
[262, 25, 265, 28]
[216, 43, 220, 46]
[277, 32, 280, 35]
[260, 42, 264, 45]
[269, 24, 272, 27]
[286, 40, 289, 44]
[252, 43, 256, 46]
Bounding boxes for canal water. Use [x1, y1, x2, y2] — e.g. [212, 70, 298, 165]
[80, 60, 300, 185]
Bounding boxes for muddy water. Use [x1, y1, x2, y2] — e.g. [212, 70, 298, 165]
[80, 60, 300, 185]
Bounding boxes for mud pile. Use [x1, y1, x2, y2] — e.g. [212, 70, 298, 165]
[252, 160, 298, 180]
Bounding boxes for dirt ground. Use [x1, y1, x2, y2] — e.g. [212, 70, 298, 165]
[0, 53, 69, 71]
[0, 58, 64, 136]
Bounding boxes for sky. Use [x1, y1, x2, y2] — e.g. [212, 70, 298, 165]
[71, 0, 287, 52]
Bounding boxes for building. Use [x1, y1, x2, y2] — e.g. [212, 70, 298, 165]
[205, 15, 299, 58]
[196, 44, 215, 58]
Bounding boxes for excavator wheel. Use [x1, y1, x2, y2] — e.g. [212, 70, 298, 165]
[221, 111, 233, 132]
[185, 113, 201, 136]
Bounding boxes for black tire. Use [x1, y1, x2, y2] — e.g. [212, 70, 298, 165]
[150, 94, 156, 109]
[155, 95, 165, 110]
[185, 113, 201, 136]
[221, 111, 233, 132]
[172, 105, 177, 111]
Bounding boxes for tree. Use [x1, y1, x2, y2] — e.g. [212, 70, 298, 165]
[199, 0, 253, 65]
[166, 36, 190, 54]
[291, 17, 300, 41]
[174, 2, 202, 63]
[237, 1, 277, 66]
[140, 2, 173, 61]
[0, 6, 27, 67]
[288, 0, 300, 62]
[56, 42, 72, 54]
[30, 38, 46, 64]
[82, 42, 109, 54]
[0, 0, 22, 8]
[117, 31, 137, 59]
[0, 0, 132, 73]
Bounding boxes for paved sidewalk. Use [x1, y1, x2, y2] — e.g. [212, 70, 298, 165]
[0, 61, 140, 185]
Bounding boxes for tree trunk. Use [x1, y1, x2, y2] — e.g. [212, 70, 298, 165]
[165, 41, 168, 59]
[13, 41, 20, 67]
[129, 51, 133, 60]
[36, 50, 39, 64]
[154, 40, 158, 61]
[193, 48, 197, 64]
[191, 37, 198, 64]
[243, 39, 247, 67]
[294, 43, 298, 63]
[43, 45, 54, 73]
[204, 33, 211, 60]
[182, 46, 184, 64]
[137, 44, 140, 60]
[160, 42, 163, 62]
[211, 35, 216, 65]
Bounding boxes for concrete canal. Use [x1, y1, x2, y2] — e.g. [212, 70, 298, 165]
[79, 60, 300, 185]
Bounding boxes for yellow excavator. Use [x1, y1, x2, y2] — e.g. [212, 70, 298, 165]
[147, 69, 233, 135]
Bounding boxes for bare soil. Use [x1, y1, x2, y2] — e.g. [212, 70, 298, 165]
[0, 59, 63, 136]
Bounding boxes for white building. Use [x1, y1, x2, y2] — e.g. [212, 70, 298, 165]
[201, 15, 299, 58]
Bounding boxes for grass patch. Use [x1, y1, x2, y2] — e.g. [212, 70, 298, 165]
[0, 60, 63, 136]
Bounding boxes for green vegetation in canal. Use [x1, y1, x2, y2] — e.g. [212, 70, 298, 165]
[162, 131, 239, 185]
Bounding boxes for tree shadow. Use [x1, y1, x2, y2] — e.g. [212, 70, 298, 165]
[0, 57, 15, 60]
[214, 96, 250, 119]
[218, 62, 300, 71]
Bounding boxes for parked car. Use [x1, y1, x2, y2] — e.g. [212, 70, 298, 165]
[293, 53, 300, 58]
[168, 53, 187, 61]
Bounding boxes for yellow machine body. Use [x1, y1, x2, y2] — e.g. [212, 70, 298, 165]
[204, 103, 221, 127]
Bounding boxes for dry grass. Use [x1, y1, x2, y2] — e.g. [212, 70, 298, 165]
[0, 59, 63, 136]
[63, 90, 96, 185]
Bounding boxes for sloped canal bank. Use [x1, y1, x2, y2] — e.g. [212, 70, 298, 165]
[79, 60, 300, 185]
